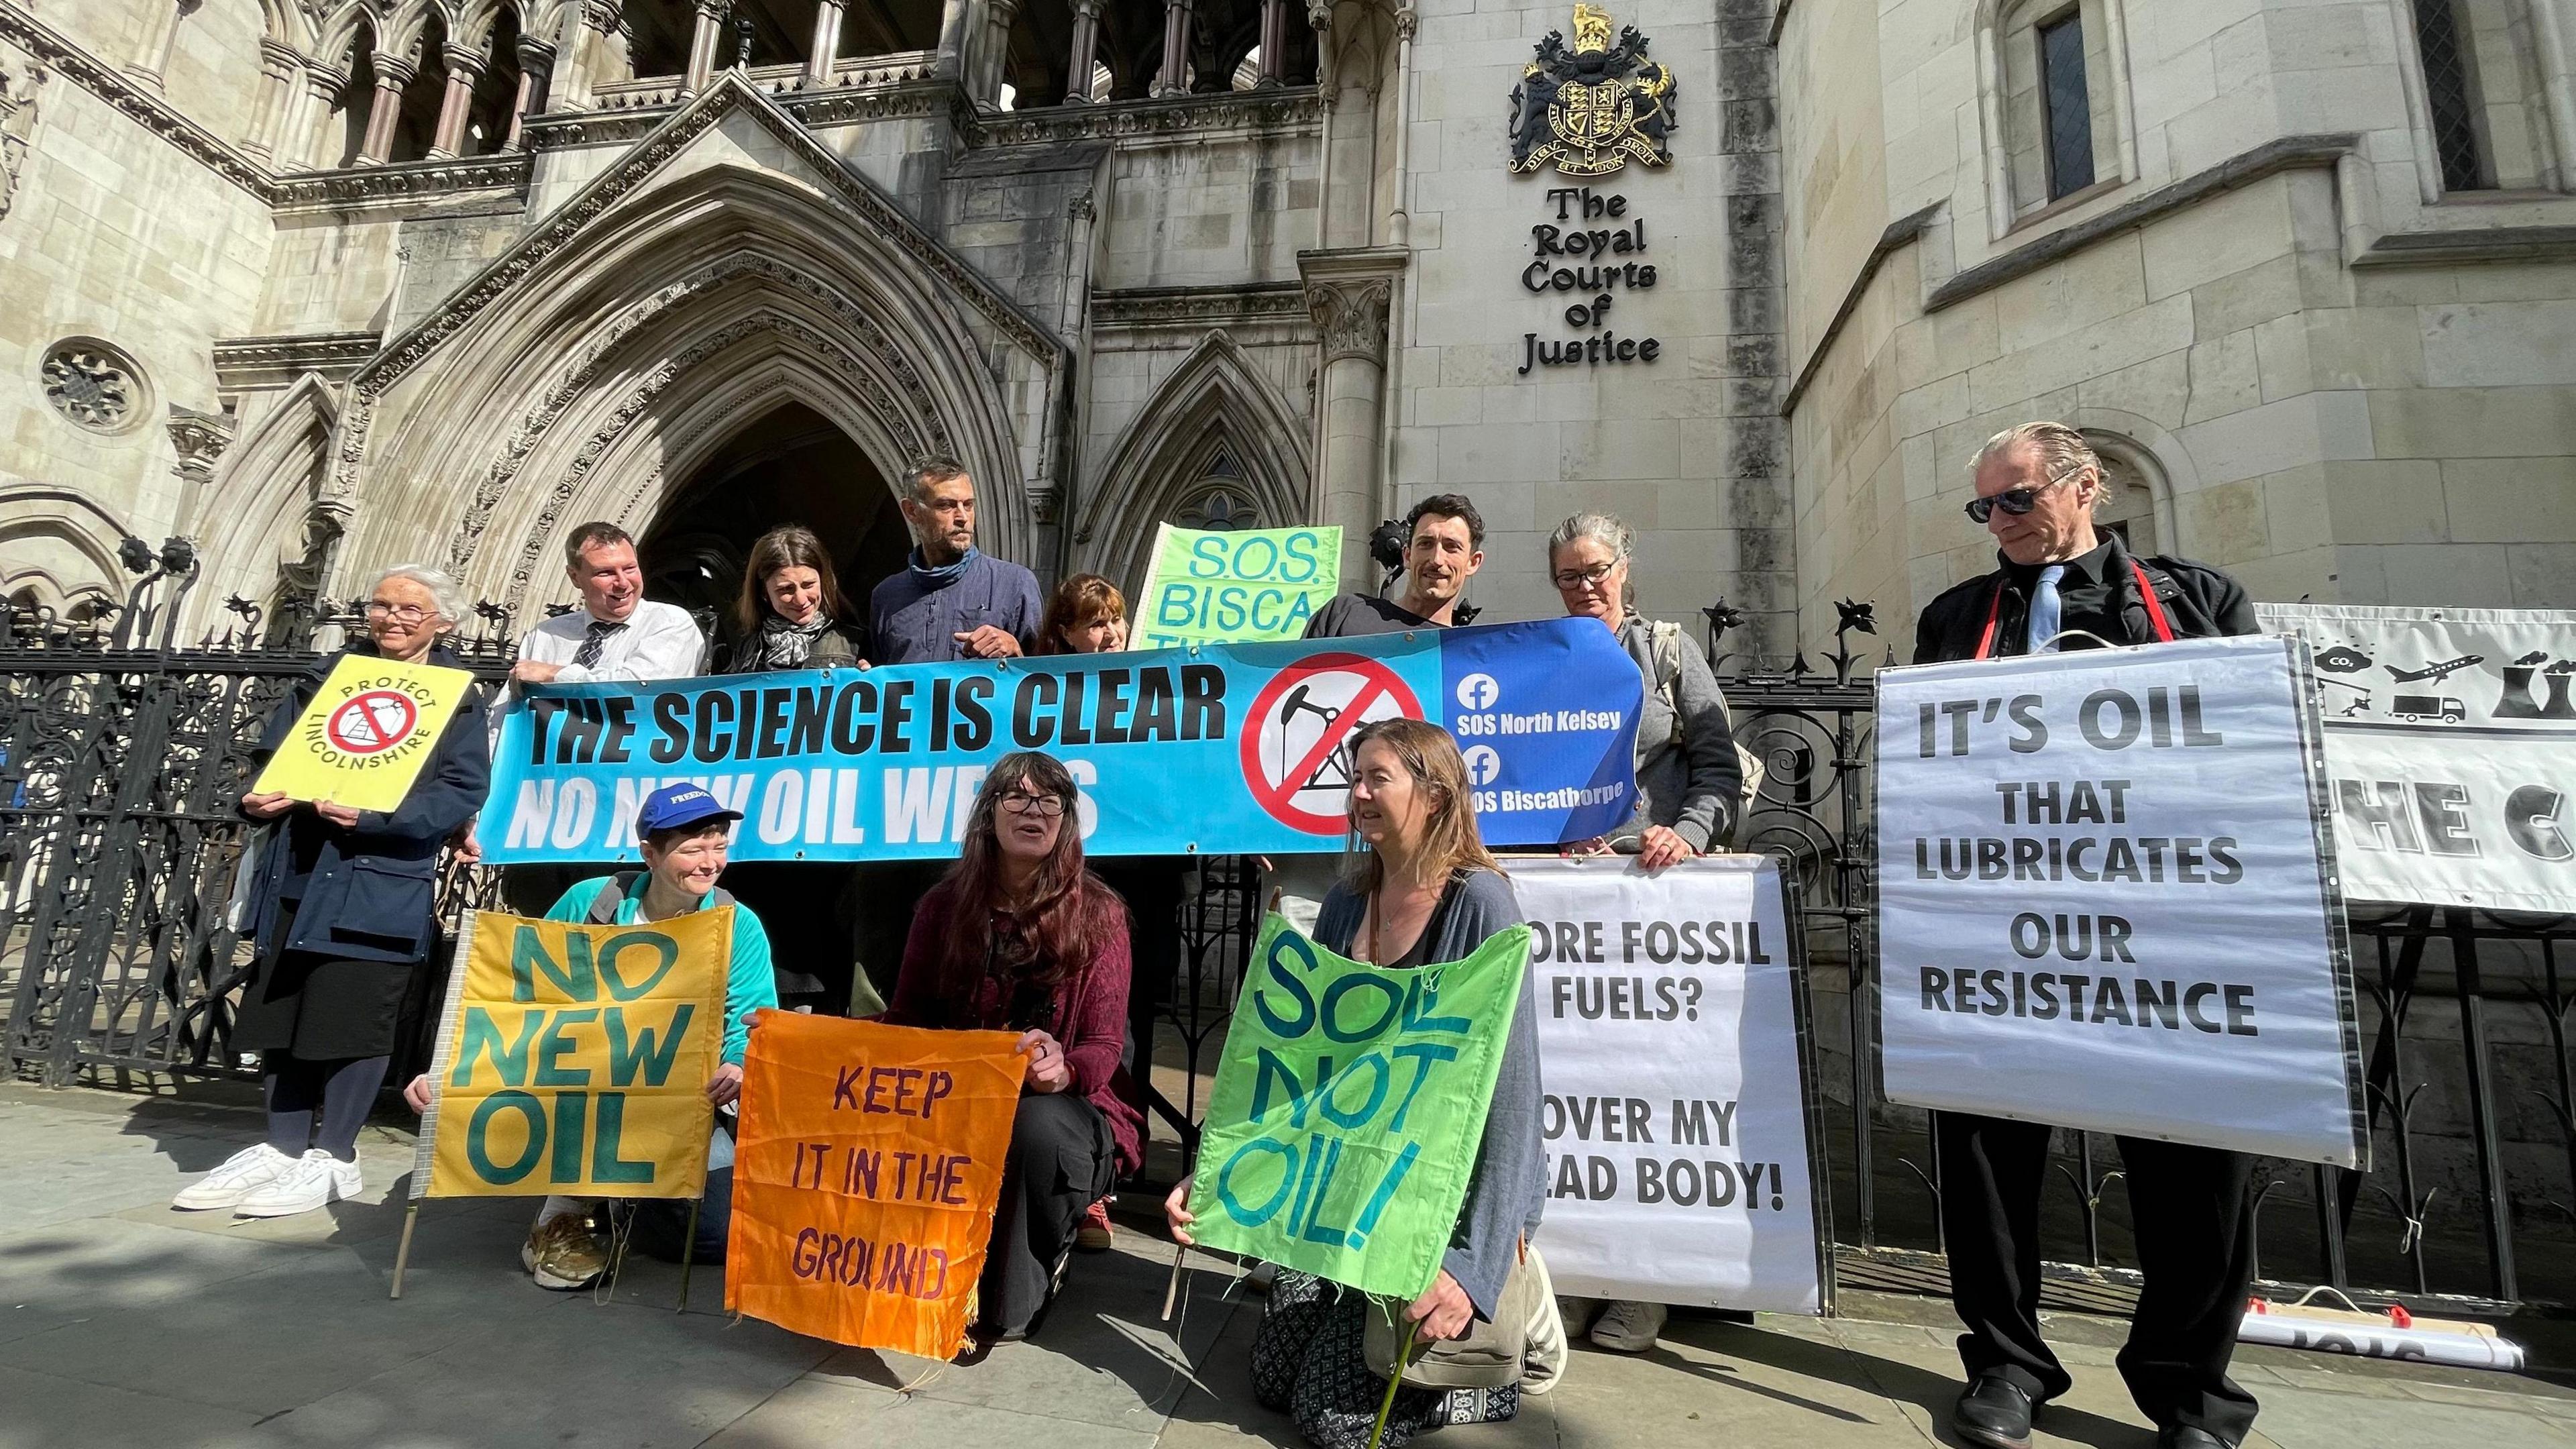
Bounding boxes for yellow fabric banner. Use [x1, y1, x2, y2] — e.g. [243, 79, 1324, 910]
[250, 654, 475, 813]
[413, 908, 730, 1200]
[726, 1013, 1024, 1358]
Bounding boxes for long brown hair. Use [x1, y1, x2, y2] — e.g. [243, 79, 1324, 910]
[733, 525, 853, 636]
[1342, 718, 1503, 897]
[934, 751, 1120, 1005]
[1039, 573, 1126, 655]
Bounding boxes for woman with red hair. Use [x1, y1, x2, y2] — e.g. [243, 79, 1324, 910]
[886, 750, 1140, 1350]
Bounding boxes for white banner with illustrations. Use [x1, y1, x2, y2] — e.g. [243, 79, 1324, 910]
[1874, 635, 2368, 1167]
[2258, 603, 2576, 914]
[1512, 856, 1827, 1313]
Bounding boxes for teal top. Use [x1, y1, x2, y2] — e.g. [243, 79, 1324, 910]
[544, 875, 780, 1065]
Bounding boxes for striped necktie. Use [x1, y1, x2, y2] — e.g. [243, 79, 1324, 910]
[572, 618, 625, 669]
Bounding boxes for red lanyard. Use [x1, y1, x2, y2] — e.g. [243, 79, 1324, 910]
[1973, 558, 2176, 659]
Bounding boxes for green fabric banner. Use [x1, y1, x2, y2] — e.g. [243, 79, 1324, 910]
[1135, 523, 1342, 647]
[1185, 912, 1530, 1299]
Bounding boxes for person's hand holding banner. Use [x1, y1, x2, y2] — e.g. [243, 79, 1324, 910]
[726, 1013, 1023, 1359]
[1179, 915, 1529, 1301]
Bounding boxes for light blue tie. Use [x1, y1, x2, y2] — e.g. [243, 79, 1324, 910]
[2026, 565, 2066, 653]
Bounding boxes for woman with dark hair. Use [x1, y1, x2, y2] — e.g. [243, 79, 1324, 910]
[1038, 573, 1128, 655]
[1166, 718, 1548, 1449]
[729, 525, 864, 672]
[886, 751, 1140, 1350]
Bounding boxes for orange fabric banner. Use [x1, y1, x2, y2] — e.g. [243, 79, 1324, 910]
[726, 1011, 1024, 1358]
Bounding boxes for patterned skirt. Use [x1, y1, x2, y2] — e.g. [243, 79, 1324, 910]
[1248, 1269, 1519, 1449]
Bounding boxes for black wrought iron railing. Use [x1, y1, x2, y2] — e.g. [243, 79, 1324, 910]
[4, 584, 2571, 1316]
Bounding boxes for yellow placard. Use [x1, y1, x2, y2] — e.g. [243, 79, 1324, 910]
[250, 654, 475, 813]
[413, 907, 731, 1200]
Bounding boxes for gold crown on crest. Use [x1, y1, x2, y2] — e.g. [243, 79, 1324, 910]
[1570, 2, 1613, 53]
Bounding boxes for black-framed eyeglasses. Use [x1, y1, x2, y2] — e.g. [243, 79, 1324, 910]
[1550, 560, 1620, 590]
[1964, 467, 2084, 523]
[998, 792, 1065, 818]
[364, 600, 434, 623]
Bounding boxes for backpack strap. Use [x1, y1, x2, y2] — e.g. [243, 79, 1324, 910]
[588, 873, 643, 924]
[2127, 558, 2178, 643]
[1648, 619, 1686, 746]
[589, 872, 734, 923]
[1972, 577, 2010, 660]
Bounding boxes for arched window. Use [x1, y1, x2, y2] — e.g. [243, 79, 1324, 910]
[1172, 446, 1261, 531]
[2408, 0, 2564, 193]
[330, 23, 376, 168]
[1995, 0, 2121, 216]
[2083, 431, 2176, 557]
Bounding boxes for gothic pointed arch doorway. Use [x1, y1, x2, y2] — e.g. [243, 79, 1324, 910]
[635, 400, 910, 667]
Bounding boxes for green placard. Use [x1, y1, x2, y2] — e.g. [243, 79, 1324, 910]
[1136, 524, 1344, 647]
[1186, 913, 1529, 1299]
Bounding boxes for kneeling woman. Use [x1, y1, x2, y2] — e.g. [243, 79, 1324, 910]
[886, 751, 1142, 1347]
[1167, 719, 1546, 1449]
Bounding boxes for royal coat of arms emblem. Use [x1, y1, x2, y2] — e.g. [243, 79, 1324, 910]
[1508, 3, 1675, 176]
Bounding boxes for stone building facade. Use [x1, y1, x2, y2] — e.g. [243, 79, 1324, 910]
[0, 0, 2568, 661]
[0, 0, 1790, 653]
[1779, 0, 2576, 659]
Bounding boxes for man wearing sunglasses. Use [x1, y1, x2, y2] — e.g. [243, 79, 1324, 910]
[1914, 422, 2259, 1449]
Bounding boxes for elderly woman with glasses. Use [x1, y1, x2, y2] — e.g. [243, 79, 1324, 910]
[883, 751, 1140, 1354]
[1544, 513, 1746, 1353]
[173, 565, 490, 1220]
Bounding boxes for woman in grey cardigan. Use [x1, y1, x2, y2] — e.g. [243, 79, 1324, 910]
[1167, 718, 1545, 1449]
[1550, 511, 1743, 867]
[1548, 511, 1744, 1350]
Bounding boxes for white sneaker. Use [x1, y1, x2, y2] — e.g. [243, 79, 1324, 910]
[172, 1143, 295, 1210]
[233, 1148, 363, 1218]
[1589, 1299, 1666, 1352]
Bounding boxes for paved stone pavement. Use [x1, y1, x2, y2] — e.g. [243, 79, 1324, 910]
[5, 1081, 2574, 1449]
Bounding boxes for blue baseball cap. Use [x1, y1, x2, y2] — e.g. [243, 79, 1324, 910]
[635, 783, 742, 836]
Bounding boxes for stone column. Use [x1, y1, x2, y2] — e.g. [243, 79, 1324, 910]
[164, 406, 234, 539]
[1256, 0, 1287, 85]
[806, 0, 844, 84]
[427, 44, 484, 158]
[975, 0, 1022, 106]
[241, 39, 301, 161]
[683, 0, 728, 95]
[293, 62, 345, 167]
[1062, 0, 1101, 102]
[125, 0, 195, 93]
[1298, 247, 1407, 586]
[356, 54, 415, 165]
[1152, 0, 1194, 97]
[1385, 5, 1414, 246]
[552, 0, 621, 110]
[505, 36, 554, 148]
[934, 0, 973, 83]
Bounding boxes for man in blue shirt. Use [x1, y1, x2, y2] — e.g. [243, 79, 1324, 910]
[865, 456, 1044, 664]
[403, 784, 779, 1290]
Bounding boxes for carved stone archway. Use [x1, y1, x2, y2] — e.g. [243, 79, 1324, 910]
[331, 74, 1067, 613]
[1073, 329, 1311, 593]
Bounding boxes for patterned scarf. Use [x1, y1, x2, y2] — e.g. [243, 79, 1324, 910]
[748, 613, 834, 669]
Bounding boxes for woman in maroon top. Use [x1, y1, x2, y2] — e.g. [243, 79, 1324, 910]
[888, 750, 1142, 1347]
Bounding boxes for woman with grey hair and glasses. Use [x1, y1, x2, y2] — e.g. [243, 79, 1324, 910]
[1544, 513, 1748, 1354]
[172, 564, 490, 1220]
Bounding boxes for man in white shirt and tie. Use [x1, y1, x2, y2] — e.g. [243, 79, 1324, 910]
[494, 521, 706, 910]
[510, 521, 706, 686]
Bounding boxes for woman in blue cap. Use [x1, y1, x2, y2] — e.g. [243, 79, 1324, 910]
[401, 782, 779, 1290]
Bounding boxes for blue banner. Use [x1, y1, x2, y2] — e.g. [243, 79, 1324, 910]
[476, 617, 1642, 863]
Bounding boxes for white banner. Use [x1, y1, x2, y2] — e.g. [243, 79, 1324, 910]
[1512, 855, 1826, 1313]
[2258, 603, 2576, 913]
[1874, 635, 2368, 1167]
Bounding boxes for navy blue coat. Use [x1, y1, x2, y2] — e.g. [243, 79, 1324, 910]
[240, 643, 491, 967]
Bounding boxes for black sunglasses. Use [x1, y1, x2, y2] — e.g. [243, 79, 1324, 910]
[1965, 467, 2082, 523]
